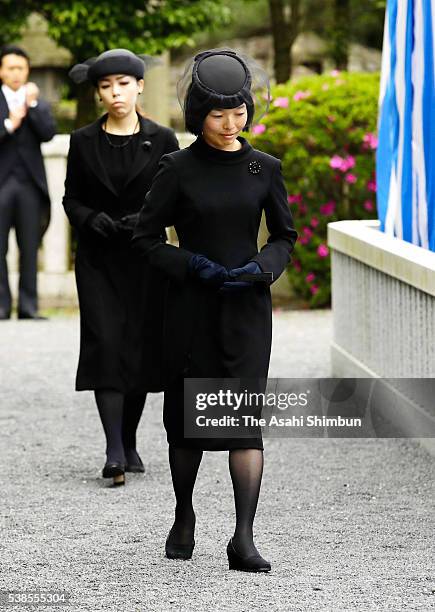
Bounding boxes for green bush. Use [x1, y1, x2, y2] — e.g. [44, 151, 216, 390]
[250, 71, 379, 308]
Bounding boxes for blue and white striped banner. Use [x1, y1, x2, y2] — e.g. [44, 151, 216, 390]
[377, 0, 434, 249]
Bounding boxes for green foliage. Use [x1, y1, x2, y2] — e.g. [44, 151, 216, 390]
[32, 0, 231, 58]
[250, 71, 379, 307]
[303, 0, 386, 51]
[0, 0, 33, 47]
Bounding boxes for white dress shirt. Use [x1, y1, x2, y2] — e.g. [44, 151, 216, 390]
[2, 84, 27, 110]
[1, 84, 38, 134]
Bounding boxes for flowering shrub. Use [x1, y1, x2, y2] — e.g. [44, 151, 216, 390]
[250, 72, 379, 307]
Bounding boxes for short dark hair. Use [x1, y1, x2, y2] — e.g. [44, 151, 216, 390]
[0, 45, 30, 67]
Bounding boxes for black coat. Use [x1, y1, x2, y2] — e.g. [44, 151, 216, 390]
[132, 135, 298, 388]
[0, 89, 56, 238]
[62, 113, 179, 393]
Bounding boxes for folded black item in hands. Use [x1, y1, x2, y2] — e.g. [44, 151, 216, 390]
[231, 272, 274, 283]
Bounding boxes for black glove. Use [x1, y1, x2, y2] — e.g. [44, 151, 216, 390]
[188, 254, 229, 287]
[117, 213, 139, 232]
[220, 261, 263, 292]
[87, 212, 118, 238]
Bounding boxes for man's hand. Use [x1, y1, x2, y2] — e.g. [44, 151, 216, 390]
[9, 105, 27, 131]
[25, 82, 40, 107]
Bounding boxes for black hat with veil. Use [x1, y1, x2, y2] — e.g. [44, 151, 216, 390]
[177, 48, 271, 135]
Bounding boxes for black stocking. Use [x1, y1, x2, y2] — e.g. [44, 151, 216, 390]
[229, 448, 264, 558]
[94, 389, 125, 465]
[122, 392, 146, 463]
[168, 446, 203, 544]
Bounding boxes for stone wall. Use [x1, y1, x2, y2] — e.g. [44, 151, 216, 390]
[328, 219, 435, 452]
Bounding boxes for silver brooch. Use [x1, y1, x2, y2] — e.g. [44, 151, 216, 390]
[248, 160, 261, 174]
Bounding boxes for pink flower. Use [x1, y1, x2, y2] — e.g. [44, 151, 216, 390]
[288, 194, 302, 204]
[322, 83, 330, 91]
[317, 244, 329, 258]
[345, 173, 357, 184]
[299, 236, 310, 245]
[310, 216, 319, 227]
[330, 155, 343, 169]
[367, 180, 377, 192]
[298, 203, 308, 215]
[310, 285, 319, 295]
[363, 132, 378, 150]
[293, 260, 302, 272]
[273, 96, 289, 108]
[252, 124, 266, 135]
[364, 199, 374, 211]
[319, 201, 336, 216]
[303, 226, 313, 237]
[327, 115, 336, 123]
[293, 90, 311, 101]
[331, 69, 340, 77]
[331, 155, 356, 172]
[306, 272, 316, 283]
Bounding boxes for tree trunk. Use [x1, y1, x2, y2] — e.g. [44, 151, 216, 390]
[268, 0, 301, 84]
[75, 82, 98, 129]
[331, 0, 350, 70]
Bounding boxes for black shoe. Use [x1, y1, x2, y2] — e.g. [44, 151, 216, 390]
[125, 450, 145, 473]
[226, 538, 271, 573]
[165, 527, 195, 560]
[17, 311, 48, 320]
[102, 461, 125, 479]
[0, 310, 10, 320]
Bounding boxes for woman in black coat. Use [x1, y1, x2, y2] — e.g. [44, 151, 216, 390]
[133, 49, 298, 570]
[63, 49, 179, 486]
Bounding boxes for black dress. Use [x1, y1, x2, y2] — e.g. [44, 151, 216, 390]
[132, 135, 298, 449]
[98, 129, 141, 193]
[63, 113, 179, 393]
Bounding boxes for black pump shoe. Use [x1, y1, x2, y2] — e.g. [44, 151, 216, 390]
[125, 450, 145, 473]
[102, 461, 125, 486]
[226, 538, 271, 573]
[165, 528, 195, 560]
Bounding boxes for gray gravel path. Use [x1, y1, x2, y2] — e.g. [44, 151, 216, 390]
[0, 310, 434, 612]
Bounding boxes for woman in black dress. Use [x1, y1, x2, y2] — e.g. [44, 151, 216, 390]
[133, 49, 298, 570]
[63, 49, 179, 486]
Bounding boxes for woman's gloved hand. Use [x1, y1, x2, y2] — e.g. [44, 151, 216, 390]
[188, 254, 229, 287]
[86, 212, 118, 238]
[220, 261, 263, 292]
[117, 213, 139, 232]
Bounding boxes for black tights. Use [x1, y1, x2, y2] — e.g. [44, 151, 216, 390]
[95, 389, 146, 464]
[168, 446, 264, 557]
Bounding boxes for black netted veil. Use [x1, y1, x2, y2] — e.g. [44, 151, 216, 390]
[177, 48, 270, 135]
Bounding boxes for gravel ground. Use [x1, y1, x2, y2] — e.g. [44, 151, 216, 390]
[0, 310, 434, 612]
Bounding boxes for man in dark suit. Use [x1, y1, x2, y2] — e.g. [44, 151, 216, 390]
[0, 45, 56, 320]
